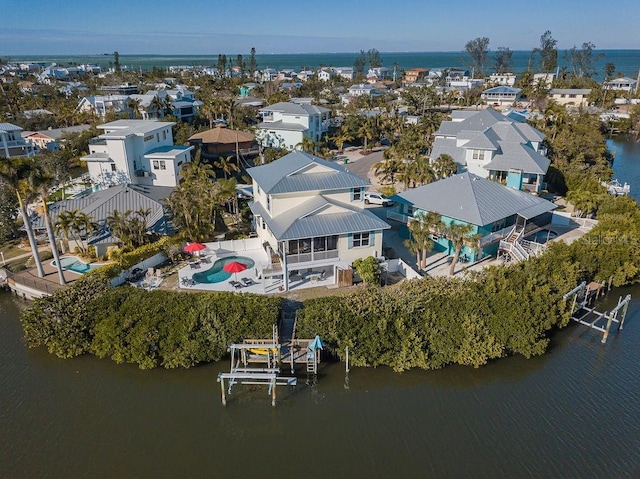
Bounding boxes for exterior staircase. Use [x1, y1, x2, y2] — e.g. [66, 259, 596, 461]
[499, 225, 529, 262]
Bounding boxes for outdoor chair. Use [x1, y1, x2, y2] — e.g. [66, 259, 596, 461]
[189, 261, 201, 269]
[241, 277, 256, 286]
[229, 280, 244, 290]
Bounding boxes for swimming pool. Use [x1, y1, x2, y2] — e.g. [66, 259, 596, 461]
[191, 256, 256, 284]
[51, 256, 105, 274]
[524, 229, 557, 244]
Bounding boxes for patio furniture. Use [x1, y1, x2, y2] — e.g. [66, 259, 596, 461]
[189, 261, 201, 269]
[200, 256, 211, 264]
[180, 277, 196, 287]
[303, 271, 322, 282]
[229, 280, 244, 290]
[241, 277, 256, 286]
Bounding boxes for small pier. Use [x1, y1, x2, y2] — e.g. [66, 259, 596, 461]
[563, 281, 632, 343]
[216, 322, 324, 407]
[601, 179, 630, 197]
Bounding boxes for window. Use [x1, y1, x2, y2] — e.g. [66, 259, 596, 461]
[266, 195, 271, 212]
[153, 160, 160, 170]
[110, 164, 117, 172]
[144, 134, 154, 142]
[162, 130, 167, 140]
[256, 184, 261, 195]
[159, 160, 166, 170]
[352, 187, 363, 201]
[156, 133, 160, 142]
[353, 232, 370, 247]
[472, 150, 482, 160]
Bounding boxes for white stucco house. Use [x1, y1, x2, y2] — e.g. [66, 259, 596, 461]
[431, 108, 549, 193]
[81, 120, 193, 188]
[318, 69, 333, 82]
[604, 76, 638, 93]
[256, 101, 330, 150]
[247, 151, 390, 291]
[334, 67, 355, 80]
[488, 73, 517, 87]
[548, 88, 591, 107]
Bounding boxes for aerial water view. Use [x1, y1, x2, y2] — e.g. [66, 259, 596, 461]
[2, 0, 640, 477]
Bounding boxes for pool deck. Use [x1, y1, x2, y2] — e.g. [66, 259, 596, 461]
[176, 246, 336, 294]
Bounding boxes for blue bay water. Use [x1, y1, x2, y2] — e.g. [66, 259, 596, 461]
[9, 50, 640, 77]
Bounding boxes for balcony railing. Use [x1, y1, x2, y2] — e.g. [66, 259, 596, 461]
[478, 225, 515, 248]
[286, 249, 339, 265]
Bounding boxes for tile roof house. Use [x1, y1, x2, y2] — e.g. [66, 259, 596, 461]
[247, 151, 390, 291]
[188, 125, 258, 161]
[431, 108, 549, 193]
[256, 101, 330, 151]
[392, 172, 557, 262]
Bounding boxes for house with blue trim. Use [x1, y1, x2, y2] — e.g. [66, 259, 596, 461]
[247, 151, 390, 290]
[431, 108, 549, 193]
[391, 172, 557, 262]
[481, 86, 522, 106]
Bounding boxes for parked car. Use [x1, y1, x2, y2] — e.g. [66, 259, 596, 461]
[364, 192, 394, 206]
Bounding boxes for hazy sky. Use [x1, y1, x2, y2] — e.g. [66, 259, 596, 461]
[2, 0, 640, 55]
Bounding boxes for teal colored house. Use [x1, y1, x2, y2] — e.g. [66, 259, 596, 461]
[392, 173, 557, 262]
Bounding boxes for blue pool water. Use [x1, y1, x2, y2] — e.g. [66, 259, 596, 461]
[51, 256, 104, 274]
[524, 229, 557, 244]
[192, 256, 256, 284]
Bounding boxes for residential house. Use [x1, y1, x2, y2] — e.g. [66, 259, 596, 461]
[76, 94, 130, 117]
[318, 69, 333, 82]
[35, 183, 170, 257]
[366, 67, 390, 82]
[99, 83, 139, 95]
[247, 151, 390, 290]
[347, 84, 380, 97]
[81, 119, 193, 188]
[0, 123, 36, 159]
[533, 73, 555, 89]
[188, 125, 258, 161]
[256, 101, 330, 150]
[431, 108, 549, 193]
[488, 73, 517, 87]
[548, 88, 591, 107]
[391, 172, 557, 263]
[604, 76, 638, 93]
[22, 124, 92, 152]
[481, 86, 522, 106]
[403, 68, 429, 84]
[334, 67, 355, 81]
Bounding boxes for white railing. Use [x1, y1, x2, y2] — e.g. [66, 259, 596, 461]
[387, 210, 412, 224]
[499, 240, 528, 262]
[286, 249, 339, 264]
[386, 258, 422, 279]
[479, 225, 516, 248]
[521, 240, 546, 256]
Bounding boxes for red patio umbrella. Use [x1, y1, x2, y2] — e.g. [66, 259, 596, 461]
[223, 260, 248, 280]
[184, 242, 207, 255]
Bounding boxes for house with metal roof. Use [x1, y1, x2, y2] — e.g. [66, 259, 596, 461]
[481, 86, 522, 106]
[431, 108, 549, 193]
[33, 183, 170, 257]
[81, 120, 193, 189]
[247, 151, 390, 291]
[392, 172, 557, 262]
[256, 101, 330, 151]
[548, 88, 591, 107]
[604, 76, 638, 93]
[0, 123, 36, 159]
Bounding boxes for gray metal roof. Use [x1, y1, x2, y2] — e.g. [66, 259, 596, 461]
[434, 108, 506, 137]
[35, 184, 166, 234]
[250, 195, 390, 241]
[81, 152, 112, 162]
[0, 123, 23, 133]
[257, 120, 307, 132]
[430, 138, 466, 165]
[259, 102, 329, 116]
[247, 151, 369, 194]
[394, 172, 556, 226]
[484, 142, 550, 175]
[463, 127, 501, 150]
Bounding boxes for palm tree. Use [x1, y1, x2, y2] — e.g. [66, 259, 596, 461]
[214, 155, 240, 179]
[54, 210, 96, 255]
[357, 116, 377, 153]
[432, 154, 458, 180]
[0, 157, 45, 277]
[29, 163, 66, 285]
[371, 158, 404, 185]
[330, 128, 353, 152]
[404, 211, 442, 269]
[295, 135, 316, 153]
[405, 156, 436, 188]
[149, 95, 165, 119]
[441, 223, 479, 276]
[127, 98, 142, 119]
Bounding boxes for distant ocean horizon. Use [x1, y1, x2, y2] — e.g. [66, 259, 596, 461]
[7, 50, 640, 77]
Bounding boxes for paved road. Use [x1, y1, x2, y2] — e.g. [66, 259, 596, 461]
[341, 149, 385, 186]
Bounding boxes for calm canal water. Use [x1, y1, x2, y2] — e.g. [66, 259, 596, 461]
[2, 139, 640, 478]
[2, 289, 640, 478]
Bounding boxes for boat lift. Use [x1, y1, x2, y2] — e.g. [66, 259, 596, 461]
[563, 281, 632, 343]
